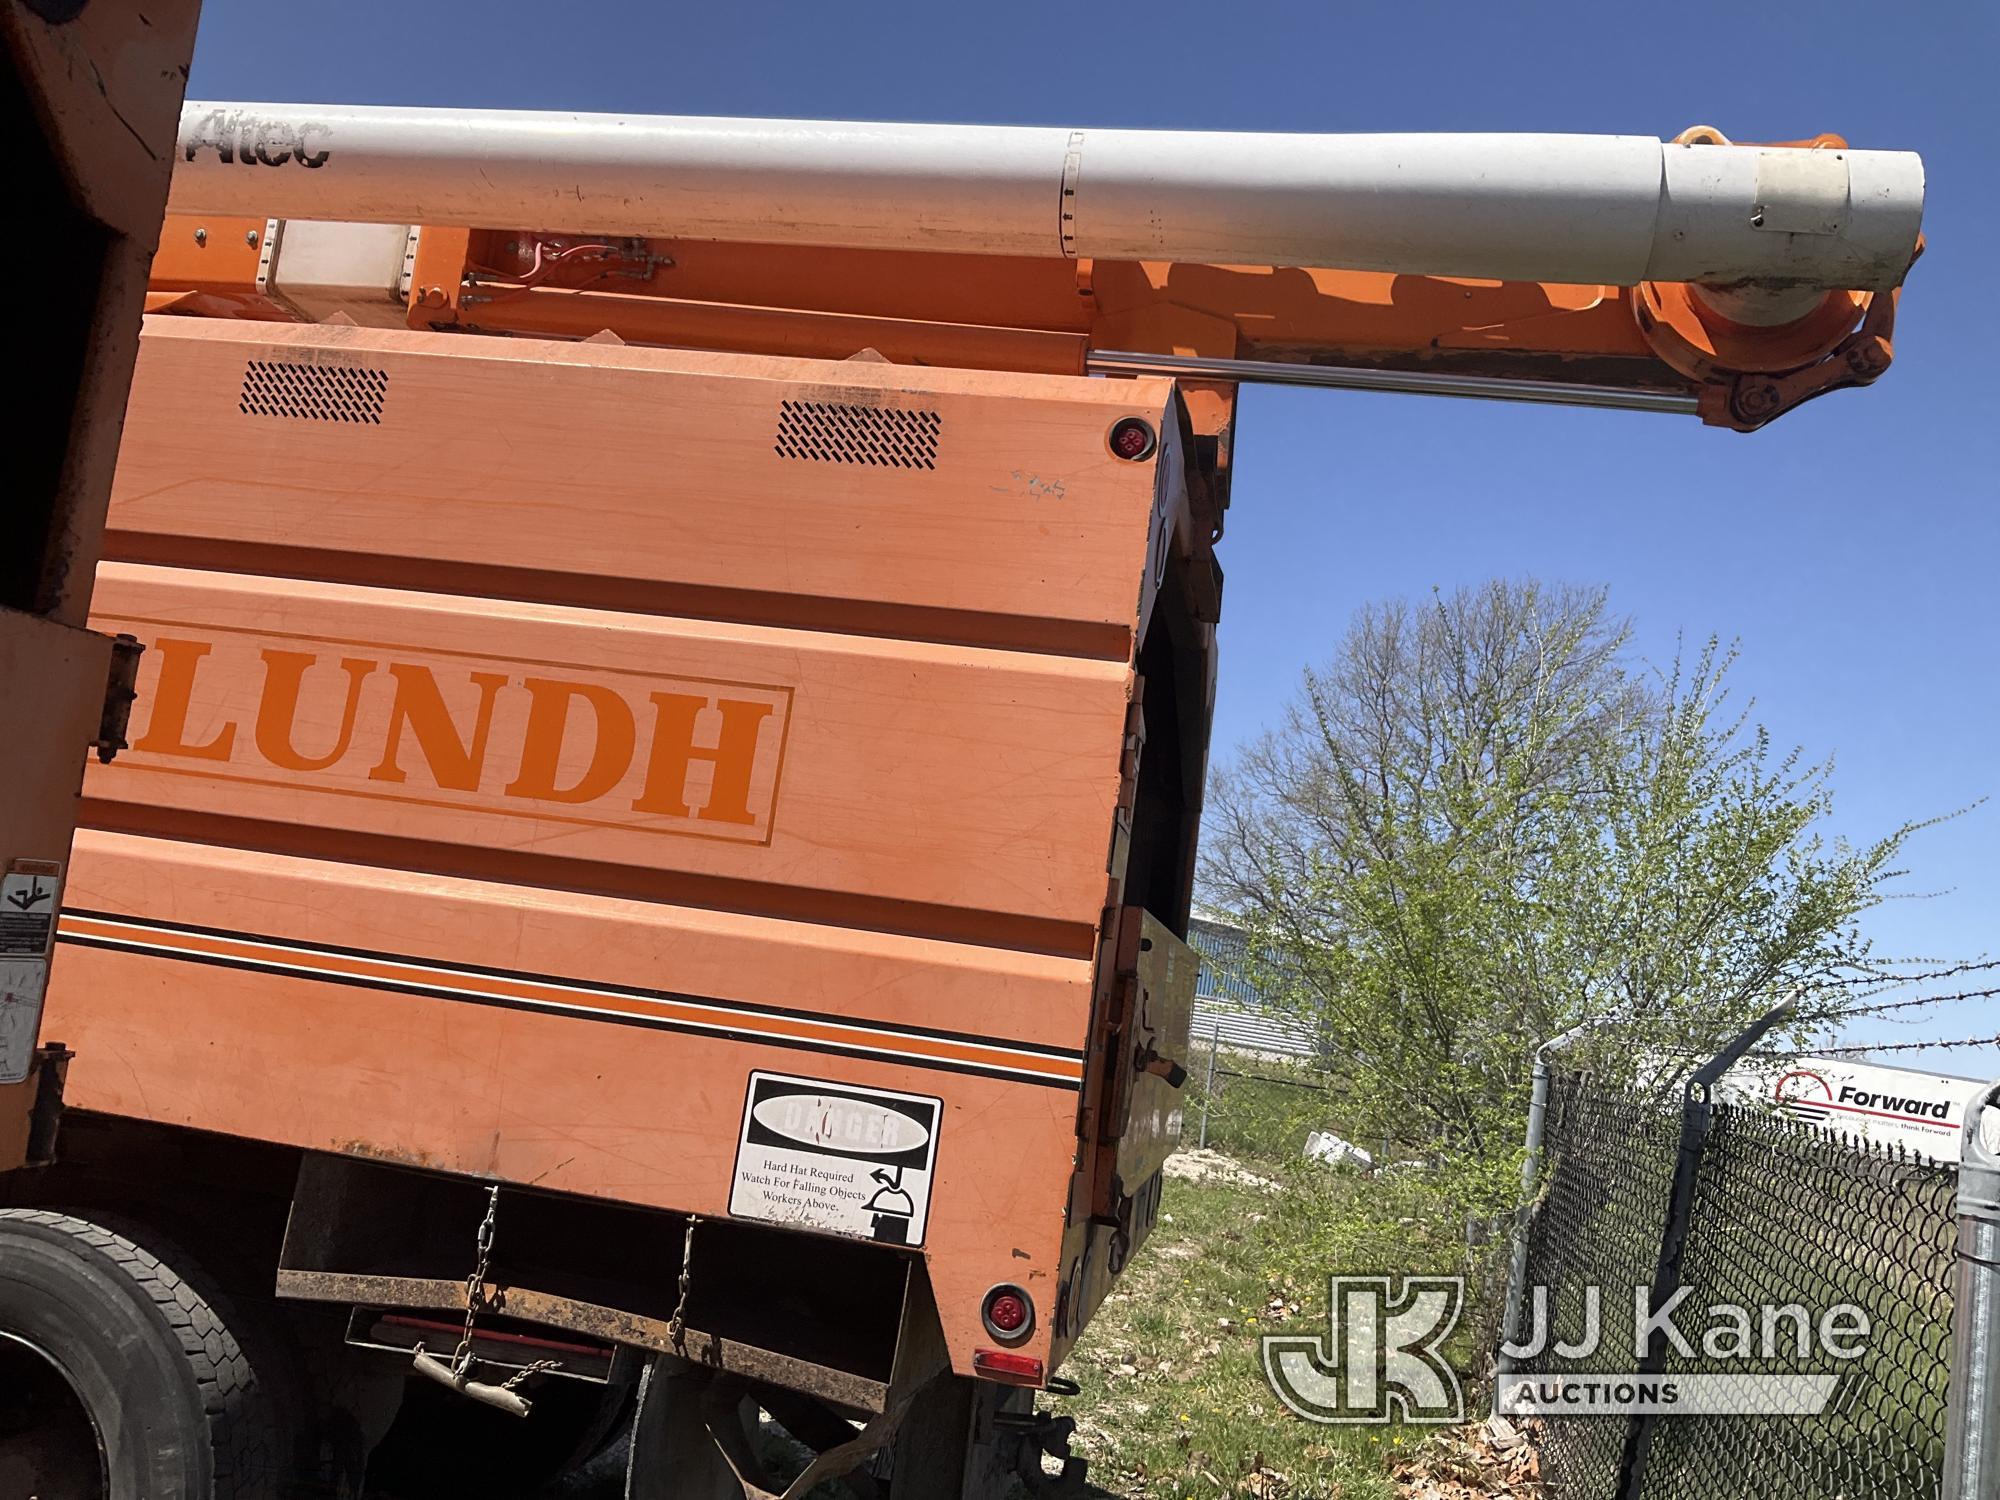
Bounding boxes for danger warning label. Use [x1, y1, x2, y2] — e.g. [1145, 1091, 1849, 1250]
[0, 863, 61, 959]
[728, 1072, 941, 1247]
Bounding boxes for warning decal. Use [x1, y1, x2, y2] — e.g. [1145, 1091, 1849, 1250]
[0, 862, 62, 959]
[0, 959, 49, 1085]
[729, 1072, 941, 1248]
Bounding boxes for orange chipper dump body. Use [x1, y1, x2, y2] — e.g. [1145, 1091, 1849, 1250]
[61, 316, 1203, 1391]
[2, 99, 1923, 1496]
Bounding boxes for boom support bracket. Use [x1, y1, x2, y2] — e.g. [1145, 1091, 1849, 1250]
[1699, 273, 1905, 432]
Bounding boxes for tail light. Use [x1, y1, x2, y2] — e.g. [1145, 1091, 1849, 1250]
[1108, 416, 1157, 461]
[982, 1283, 1034, 1342]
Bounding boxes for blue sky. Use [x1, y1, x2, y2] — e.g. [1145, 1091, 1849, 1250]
[185, 1, 1996, 1073]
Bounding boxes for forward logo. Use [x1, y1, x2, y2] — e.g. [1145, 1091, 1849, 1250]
[108, 621, 792, 845]
[1776, 1068, 1955, 1124]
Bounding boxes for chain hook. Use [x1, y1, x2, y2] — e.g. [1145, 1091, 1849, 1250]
[667, 1214, 700, 1350]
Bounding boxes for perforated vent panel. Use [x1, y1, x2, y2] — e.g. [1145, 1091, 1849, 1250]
[774, 400, 941, 470]
[239, 360, 389, 424]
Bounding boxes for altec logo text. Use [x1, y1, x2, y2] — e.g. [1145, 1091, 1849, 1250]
[103, 621, 793, 845]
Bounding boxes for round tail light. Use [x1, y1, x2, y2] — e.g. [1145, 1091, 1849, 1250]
[982, 1284, 1034, 1342]
[1108, 416, 1157, 462]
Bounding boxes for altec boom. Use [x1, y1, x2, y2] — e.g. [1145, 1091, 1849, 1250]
[170, 103, 1923, 290]
[148, 105, 1928, 433]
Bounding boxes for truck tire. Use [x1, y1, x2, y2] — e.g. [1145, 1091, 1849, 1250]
[0, 1209, 285, 1499]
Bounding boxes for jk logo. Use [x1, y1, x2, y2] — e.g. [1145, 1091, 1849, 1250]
[1262, 1275, 1465, 1424]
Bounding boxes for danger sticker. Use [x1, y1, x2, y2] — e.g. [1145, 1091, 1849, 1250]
[729, 1072, 941, 1248]
[0, 862, 61, 959]
[0, 959, 49, 1085]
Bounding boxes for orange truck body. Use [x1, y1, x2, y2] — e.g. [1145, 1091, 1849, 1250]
[1, 1, 199, 1170]
[48, 314, 1210, 1387]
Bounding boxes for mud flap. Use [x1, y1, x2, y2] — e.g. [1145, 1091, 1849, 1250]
[890, 1375, 1089, 1498]
[626, 1356, 910, 1500]
[626, 1360, 744, 1500]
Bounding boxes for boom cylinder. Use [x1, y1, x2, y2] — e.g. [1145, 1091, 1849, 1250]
[172, 103, 1924, 292]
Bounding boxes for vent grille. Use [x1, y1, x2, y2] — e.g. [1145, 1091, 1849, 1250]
[775, 400, 941, 470]
[239, 360, 389, 424]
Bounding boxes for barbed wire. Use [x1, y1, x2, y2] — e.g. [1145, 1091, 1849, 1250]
[1816, 1040, 2000, 1064]
[1831, 956, 2000, 986]
[1839, 985, 2000, 1019]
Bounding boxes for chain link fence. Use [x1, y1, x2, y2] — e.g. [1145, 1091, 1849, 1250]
[1182, 1022, 1449, 1171]
[1501, 1028, 1994, 1500]
[1514, 1072, 1686, 1493]
[1643, 1106, 1957, 1500]
[1185, 1024, 1349, 1161]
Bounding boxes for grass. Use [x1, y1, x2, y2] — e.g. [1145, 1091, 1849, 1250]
[535, 1054, 1500, 1499]
[1064, 1055, 1964, 1500]
[1063, 1151, 1496, 1499]
[1063, 1168, 1395, 1499]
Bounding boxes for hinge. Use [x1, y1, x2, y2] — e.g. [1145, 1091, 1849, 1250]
[254, 217, 282, 294]
[94, 633, 143, 764]
[398, 225, 423, 298]
[1094, 909, 1149, 1146]
[1103, 685, 1147, 904]
[1115, 690, 1146, 814]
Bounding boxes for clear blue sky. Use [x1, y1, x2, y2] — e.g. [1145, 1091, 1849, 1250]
[185, 1, 1997, 1073]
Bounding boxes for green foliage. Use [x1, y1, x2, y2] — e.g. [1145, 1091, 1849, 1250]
[1203, 578, 1944, 1199]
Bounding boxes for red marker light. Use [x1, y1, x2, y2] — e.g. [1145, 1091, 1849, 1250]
[972, 1347, 1046, 1385]
[987, 1293, 1028, 1333]
[981, 1283, 1035, 1342]
[1108, 417, 1157, 462]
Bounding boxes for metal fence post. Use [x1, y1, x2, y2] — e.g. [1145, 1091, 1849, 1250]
[1495, 1041, 1558, 1402]
[1945, 1078, 2000, 1500]
[1614, 1000, 1795, 1500]
[1496, 1018, 1608, 1404]
[1197, 1019, 1220, 1150]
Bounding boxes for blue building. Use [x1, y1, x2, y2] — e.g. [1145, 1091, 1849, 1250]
[1186, 913, 1319, 1060]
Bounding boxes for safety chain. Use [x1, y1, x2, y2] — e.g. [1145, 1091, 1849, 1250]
[400, 1183, 567, 1399]
[452, 1185, 502, 1378]
[667, 1214, 700, 1350]
[500, 1358, 562, 1391]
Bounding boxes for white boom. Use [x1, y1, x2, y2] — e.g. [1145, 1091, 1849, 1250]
[171, 103, 1924, 292]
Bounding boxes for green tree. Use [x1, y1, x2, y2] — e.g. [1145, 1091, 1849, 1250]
[1201, 580, 1939, 1195]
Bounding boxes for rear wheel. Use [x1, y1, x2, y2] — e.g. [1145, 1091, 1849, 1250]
[0, 1209, 287, 1498]
[0, 1330, 105, 1500]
